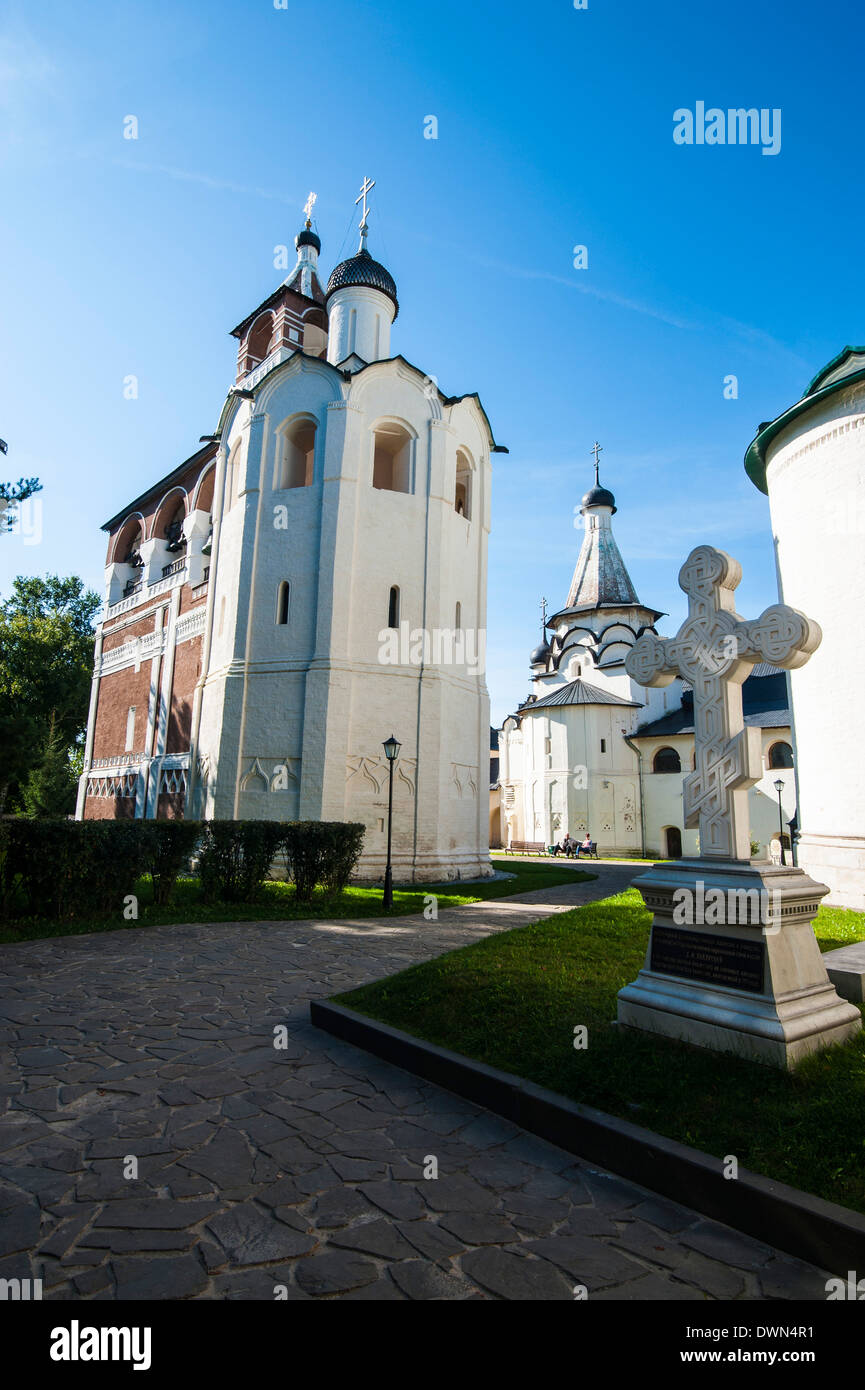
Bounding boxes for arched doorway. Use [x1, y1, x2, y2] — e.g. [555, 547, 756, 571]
[664, 826, 682, 859]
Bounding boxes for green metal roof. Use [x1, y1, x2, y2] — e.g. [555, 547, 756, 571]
[745, 345, 865, 495]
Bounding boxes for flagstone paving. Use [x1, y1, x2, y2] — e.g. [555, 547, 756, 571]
[0, 865, 834, 1300]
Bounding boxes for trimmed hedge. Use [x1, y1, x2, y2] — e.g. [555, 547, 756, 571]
[283, 821, 366, 901]
[143, 821, 203, 906]
[1, 819, 149, 921]
[0, 817, 367, 921]
[197, 820, 287, 904]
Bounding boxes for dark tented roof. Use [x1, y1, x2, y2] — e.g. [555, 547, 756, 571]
[518, 678, 642, 712]
[631, 707, 791, 738]
[632, 668, 790, 739]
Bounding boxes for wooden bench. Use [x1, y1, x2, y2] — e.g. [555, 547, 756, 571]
[576, 841, 599, 860]
[503, 840, 547, 856]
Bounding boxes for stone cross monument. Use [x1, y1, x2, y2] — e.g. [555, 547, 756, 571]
[618, 544, 861, 1068]
[626, 545, 821, 859]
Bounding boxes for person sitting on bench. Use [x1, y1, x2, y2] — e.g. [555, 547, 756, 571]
[577, 831, 593, 857]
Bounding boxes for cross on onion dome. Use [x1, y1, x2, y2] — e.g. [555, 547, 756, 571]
[625, 545, 821, 861]
[355, 176, 375, 250]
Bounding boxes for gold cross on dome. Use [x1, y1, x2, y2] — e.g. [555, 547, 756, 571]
[303, 191, 317, 225]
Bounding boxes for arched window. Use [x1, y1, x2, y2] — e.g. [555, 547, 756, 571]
[277, 581, 290, 626]
[246, 312, 273, 366]
[388, 585, 400, 629]
[653, 746, 681, 773]
[162, 500, 187, 553]
[302, 308, 328, 358]
[455, 450, 472, 519]
[768, 741, 794, 769]
[277, 419, 316, 489]
[455, 601, 461, 631]
[373, 424, 413, 493]
[194, 465, 216, 515]
[115, 516, 144, 568]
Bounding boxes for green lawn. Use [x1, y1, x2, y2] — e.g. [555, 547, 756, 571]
[0, 859, 595, 944]
[337, 888, 865, 1215]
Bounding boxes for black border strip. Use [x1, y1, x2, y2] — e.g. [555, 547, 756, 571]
[310, 999, 865, 1275]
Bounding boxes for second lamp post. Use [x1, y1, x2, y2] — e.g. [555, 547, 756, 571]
[382, 735, 401, 908]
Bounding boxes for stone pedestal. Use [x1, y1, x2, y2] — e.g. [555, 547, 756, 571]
[822, 941, 865, 1004]
[617, 858, 862, 1069]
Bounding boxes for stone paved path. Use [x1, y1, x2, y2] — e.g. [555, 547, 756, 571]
[0, 865, 831, 1300]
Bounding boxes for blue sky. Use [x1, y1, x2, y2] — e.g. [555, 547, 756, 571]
[1, 0, 861, 723]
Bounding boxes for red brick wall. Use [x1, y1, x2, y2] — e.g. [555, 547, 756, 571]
[92, 664, 157, 761]
[85, 793, 136, 821]
[157, 792, 186, 820]
[102, 608, 163, 653]
[166, 635, 201, 754]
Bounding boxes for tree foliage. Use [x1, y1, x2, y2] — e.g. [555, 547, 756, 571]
[0, 575, 101, 811]
[20, 712, 79, 819]
[0, 478, 42, 533]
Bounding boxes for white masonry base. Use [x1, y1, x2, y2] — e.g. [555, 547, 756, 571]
[795, 832, 865, 912]
[617, 858, 862, 1070]
[352, 849, 495, 885]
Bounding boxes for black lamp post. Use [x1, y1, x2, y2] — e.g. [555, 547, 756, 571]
[774, 777, 786, 866]
[382, 734, 401, 908]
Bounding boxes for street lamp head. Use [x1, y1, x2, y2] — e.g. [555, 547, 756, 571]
[774, 778, 785, 794]
[383, 734, 401, 762]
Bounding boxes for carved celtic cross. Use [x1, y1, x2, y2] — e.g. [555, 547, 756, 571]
[625, 545, 821, 860]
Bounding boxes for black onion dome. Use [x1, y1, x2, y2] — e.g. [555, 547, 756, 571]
[581, 484, 616, 513]
[325, 249, 399, 319]
[295, 226, 321, 252]
[530, 640, 552, 665]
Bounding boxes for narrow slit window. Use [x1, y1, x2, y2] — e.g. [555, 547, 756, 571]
[277, 581, 290, 626]
[388, 585, 400, 629]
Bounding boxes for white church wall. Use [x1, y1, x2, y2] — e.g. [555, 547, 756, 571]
[763, 381, 865, 907]
[190, 347, 493, 879]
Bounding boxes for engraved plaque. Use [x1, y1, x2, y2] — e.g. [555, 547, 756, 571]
[650, 925, 764, 993]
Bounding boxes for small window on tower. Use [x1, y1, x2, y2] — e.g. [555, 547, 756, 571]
[125, 706, 136, 753]
[600, 738, 606, 753]
[388, 586, 400, 630]
[246, 312, 273, 366]
[373, 424, 413, 493]
[455, 451, 472, 519]
[277, 581, 290, 626]
[455, 602, 462, 631]
[277, 419, 316, 489]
